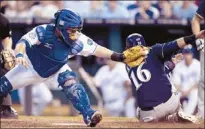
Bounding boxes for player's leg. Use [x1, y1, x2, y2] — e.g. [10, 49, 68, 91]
[0, 94, 18, 119]
[0, 69, 18, 119]
[164, 92, 199, 124]
[139, 92, 180, 122]
[124, 97, 136, 118]
[31, 83, 53, 116]
[104, 100, 124, 117]
[55, 64, 102, 127]
[17, 88, 26, 113]
[0, 64, 45, 98]
[18, 83, 53, 116]
[183, 89, 198, 115]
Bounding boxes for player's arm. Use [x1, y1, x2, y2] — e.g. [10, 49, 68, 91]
[15, 26, 42, 67]
[176, 30, 204, 49]
[94, 45, 124, 62]
[156, 30, 205, 60]
[192, 0, 205, 34]
[78, 33, 149, 66]
[192, 15, 202, 35]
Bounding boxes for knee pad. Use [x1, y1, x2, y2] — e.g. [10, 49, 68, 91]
[58, 70, 77, 88]
[0, 76, 13, 97]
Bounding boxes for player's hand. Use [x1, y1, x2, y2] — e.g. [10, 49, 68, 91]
[195, 38, 204, 51]
[0, 49, 16, 70]
[15, 54, 28, 68]
[195, 30, 205, 39]
[172, 53, 184, 64]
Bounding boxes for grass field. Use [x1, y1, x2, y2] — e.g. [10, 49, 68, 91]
[1, 116, 204, 128]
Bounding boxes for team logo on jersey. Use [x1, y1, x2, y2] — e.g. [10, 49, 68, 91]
[87, 38, 93, 45]
[44, 43, 53, 49]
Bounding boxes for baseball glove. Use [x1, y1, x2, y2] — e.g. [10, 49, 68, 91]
[123, 45, 150, 67]
[0, 50, 16, 70]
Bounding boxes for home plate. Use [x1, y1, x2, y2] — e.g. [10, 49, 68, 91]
[52, 123, 85, 126]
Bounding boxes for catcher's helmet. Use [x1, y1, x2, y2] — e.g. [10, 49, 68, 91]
[54, 9, 83, 45]
[126, 33, 146, 49]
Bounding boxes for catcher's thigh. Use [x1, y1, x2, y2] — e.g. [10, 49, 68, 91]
[5, 64, 45, 90]
[140, 92, 180, 122]
[46, 64, 72, 88]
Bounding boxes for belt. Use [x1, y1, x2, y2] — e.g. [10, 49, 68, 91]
[141, 107, 154, 111]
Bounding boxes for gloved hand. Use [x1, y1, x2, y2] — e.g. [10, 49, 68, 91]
[123, 45, 150, 67]
[195, 38, 204, 51]
[0, 49, 16, 70]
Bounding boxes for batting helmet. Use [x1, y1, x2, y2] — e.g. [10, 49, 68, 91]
[54, 9, 83, 45]
[126, 33, 146, 49]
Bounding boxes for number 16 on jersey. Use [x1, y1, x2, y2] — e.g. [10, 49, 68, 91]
[127, 62, 151, 90]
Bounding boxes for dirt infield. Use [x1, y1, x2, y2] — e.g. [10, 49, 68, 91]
[0, 116, 204, 128]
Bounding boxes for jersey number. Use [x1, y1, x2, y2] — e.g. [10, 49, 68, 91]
[130, 62, 151, 90]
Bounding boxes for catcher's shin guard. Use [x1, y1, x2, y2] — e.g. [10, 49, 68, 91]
[58, 70, 102, 126]
[61, 83, 98, 124]
[0, 76, 13, 97]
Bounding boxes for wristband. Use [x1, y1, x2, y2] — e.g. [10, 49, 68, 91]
[111, 52, 124, 62]
[15, 53, 24, 58]
[183, 35, 196, 45]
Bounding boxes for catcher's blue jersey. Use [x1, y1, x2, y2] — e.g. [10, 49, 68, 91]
[18, 24, 97, 78]
[126, 41, 180, 109]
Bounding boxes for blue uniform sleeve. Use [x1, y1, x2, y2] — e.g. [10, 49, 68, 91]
[196, 0, 205, 19]
[152, 40, 180, 61]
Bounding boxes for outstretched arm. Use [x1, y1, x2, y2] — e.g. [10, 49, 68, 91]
[94, 45, 148, 64]
[155, 30, 205, 60]
[94, 45, 124, 61]
[176, 30, 204, 49]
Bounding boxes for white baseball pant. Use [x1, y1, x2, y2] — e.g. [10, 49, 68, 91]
[5, 55, 71, 90]
[139, 92, 180, 122]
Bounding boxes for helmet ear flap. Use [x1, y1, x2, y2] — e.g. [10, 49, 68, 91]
[54, 10, 63, 26]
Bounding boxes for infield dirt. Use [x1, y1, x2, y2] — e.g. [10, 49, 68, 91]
[1, 116, 204, 128]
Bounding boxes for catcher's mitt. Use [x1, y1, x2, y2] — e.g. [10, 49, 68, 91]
[123, 45, 150, 67]
[0, 50, 16, 70]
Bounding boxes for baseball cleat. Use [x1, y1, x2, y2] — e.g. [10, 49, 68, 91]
[0, 106, 18, 119]
[177, 111, 200, 124]
[88, 111, 102, 127]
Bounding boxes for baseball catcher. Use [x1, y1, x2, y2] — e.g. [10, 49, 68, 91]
[0, 9, 144, 127]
